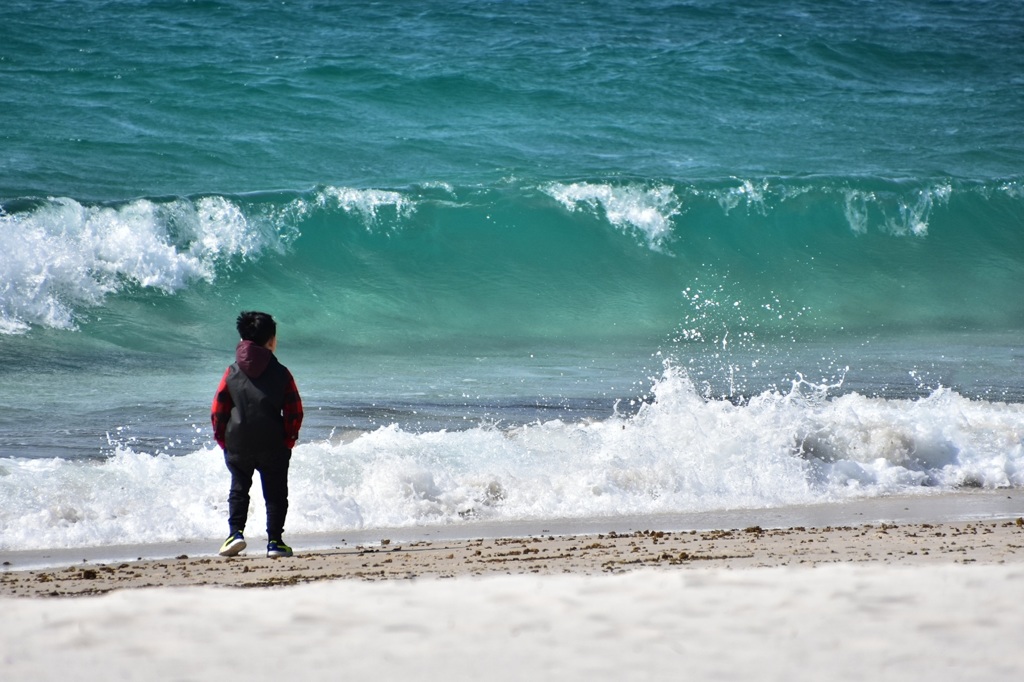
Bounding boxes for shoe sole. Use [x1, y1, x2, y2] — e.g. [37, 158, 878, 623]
[219, 539, 246, 557]
[267, 550, 293, 558]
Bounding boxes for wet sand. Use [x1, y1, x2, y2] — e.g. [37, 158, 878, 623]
[2, 517, 1023, 597]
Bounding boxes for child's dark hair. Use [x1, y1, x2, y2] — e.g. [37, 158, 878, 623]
[236, 311, 277, 346]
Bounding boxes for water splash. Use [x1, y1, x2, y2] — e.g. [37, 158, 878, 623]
[2, 362, 1021, 551]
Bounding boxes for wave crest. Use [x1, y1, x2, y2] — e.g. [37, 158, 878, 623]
[544, 181, 681, 252]
[0, 195, 288, 332]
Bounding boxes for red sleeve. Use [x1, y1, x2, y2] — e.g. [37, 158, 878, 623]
[282, 369, 303, 450]
[211, 368, 233, 450]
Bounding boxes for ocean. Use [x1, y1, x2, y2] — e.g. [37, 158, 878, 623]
[2, 0, 1023, 551]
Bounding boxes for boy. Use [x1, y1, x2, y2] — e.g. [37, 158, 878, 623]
[211, 311, 303, 558]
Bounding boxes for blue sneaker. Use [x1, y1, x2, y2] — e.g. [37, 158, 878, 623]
[219, 531, 246, 557]
[267, 539, 293, 558]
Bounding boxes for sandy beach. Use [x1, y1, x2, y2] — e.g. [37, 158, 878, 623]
[3, 493, 1024, 681]
[3, 516, 1024, 596]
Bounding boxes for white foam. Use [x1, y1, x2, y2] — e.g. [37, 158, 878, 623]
[888, 183, 951, 236]
[542, 179, 960, 246]
[2, 365, 1021, 551]
[841, 183, 952, 236]
[843, 190, 873, 234]
[544, 181, 680, 251]
[316, 186, 417, 223]
[714, 178, 770, 214]
[1001, 180, 1024, 199]
[0, 196, 285, 333]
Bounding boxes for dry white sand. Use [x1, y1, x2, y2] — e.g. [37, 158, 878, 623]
[3, 492, 1024, 681]
[3, 564, 1023, 681]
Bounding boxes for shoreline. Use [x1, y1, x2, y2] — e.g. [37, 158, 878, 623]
[3, 517, 1021, 599]
[3, 490, 1022, 597]
[2, 489, 1020, 572]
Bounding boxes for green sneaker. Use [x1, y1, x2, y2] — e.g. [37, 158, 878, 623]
[267, 539, 293, 558]
[219, 531, 246, 557]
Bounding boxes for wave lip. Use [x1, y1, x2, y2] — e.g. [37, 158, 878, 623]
[3, 176, 1022, 343]
[315, 186, 417, 223]
[544, 181, 681, 252]
[0, 195, 289, 333]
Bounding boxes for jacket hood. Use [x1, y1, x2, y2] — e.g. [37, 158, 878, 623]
[235, 340, 273, 378]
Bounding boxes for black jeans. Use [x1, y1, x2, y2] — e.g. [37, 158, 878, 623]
[224, 449, 290, 541]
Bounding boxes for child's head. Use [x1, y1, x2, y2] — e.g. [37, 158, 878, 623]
[236, 311, 277, 347]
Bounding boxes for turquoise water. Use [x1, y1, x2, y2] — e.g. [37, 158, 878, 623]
[4, 180, 1022, 403]
[5, 0, 1023, 198]
[2, 0, 1023, 550]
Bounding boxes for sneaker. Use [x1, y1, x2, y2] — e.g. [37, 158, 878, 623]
[219, 531, 246, 557]
[267, 539, 293, 558]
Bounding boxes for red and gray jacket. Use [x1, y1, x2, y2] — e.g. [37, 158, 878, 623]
[211, 340, 303, 454]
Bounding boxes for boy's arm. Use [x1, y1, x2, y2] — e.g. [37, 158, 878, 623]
[211, 368, 233, 450]
[283, 369, 303, 450]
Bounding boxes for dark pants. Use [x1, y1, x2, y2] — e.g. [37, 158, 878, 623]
[225, 449, 290, 541]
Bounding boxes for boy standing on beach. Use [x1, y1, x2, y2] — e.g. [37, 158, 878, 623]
[211, 311, 303, 558]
